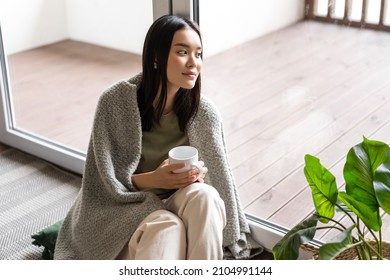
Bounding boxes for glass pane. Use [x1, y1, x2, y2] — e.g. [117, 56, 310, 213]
[1, 0, 152, 153]
[316, 0, 330, 16]
[200, 0, 390, 243]
[366, 0, 381, 23]
[385, 0, 390, 25]
[334, 0, 346, 19]
[350, 0, 364, 21]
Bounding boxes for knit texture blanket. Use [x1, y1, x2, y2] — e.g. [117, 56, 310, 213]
[54, 74, 262, 259]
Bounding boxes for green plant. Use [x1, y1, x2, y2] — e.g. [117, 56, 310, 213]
[273, 137, 390, 260]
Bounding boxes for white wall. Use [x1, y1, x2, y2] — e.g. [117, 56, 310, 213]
[66, 0, 153, 54]
[0, 0, 67, 55]
[200, 0, 306, 57]
[0, 0, 152, 55]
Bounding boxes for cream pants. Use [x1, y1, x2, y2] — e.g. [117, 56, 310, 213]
[117, 183, 226, 260]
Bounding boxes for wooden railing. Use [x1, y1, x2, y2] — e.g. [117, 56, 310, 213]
[305, 0, 390, 31]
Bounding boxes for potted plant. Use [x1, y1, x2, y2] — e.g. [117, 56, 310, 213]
[273, 137, 390, 260]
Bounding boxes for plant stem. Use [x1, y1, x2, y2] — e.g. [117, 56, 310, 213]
[356, 231, 383, 260]
[366, 226, 381, 254]
[315, 213, 347, 230]
[317, 226, 345, 232]
[361, 239, 383, 260]
[354, 218, 367, 244]
[335, 202, 358, 225]
[366, 229, 383, 258]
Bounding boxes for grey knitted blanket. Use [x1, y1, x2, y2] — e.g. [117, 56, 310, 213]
[54, 74, 263, 259]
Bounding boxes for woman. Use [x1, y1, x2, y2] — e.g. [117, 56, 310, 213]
[54, 15, 262, 260]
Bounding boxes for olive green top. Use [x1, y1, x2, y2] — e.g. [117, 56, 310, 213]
[136, 111, 189, 198]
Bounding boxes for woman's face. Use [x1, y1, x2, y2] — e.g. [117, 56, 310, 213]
[166, 28, 202, 94]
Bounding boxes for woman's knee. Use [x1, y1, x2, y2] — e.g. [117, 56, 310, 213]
[165, 183, 226, 226]
[186, 183, 223, 203]
[149, 209, 185, 231]
[132, 210, 186, 246]
[182, 183, 226, 217]
[182, 183, 226, 228]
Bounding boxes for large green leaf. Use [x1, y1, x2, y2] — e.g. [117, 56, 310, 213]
[318, 225, 356, 260]
[338, 192, 381, 231]
[373, 154, 390, 214]
[304, 154, 338, 223]
[272, 215, 318, 260]
[362, 137, 389, 173]
[343, 138, 389, 209]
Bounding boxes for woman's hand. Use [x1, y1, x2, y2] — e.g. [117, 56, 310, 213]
[132, 159, 208, 190]
[194, 161, 208, 183]
[152, 159, 208, 189]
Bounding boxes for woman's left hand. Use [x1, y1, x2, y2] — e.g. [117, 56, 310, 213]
[195, 161, 208, 183]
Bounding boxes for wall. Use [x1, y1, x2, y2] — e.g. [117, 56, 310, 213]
[0, 0, 152, 55]
[0, 0, 67, 55]
[66, 0, 153, 54]
[200, 0, 306, 57]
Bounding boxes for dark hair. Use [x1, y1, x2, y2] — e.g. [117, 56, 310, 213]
[137, 15, 202, 132]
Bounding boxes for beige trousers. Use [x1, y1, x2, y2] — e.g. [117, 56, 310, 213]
[117, 183, 226, 260]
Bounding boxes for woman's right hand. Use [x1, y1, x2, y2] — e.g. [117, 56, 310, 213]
[152, 159, 200, 189]
[132, 159, 199, 190]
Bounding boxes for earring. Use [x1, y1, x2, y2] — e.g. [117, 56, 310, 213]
[153, 62, 157, 69]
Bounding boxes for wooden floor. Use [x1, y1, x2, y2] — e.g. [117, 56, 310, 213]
[6, 20, 390, 243]
[7, 40, 142, 151]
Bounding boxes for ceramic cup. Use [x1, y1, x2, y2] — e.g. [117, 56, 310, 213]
[168, 146, 204, 179]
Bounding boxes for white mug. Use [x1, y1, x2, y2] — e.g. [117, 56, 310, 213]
[168, 146, 204, 179]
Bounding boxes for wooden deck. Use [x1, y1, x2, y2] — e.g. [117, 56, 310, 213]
[6, 20, 390, 242]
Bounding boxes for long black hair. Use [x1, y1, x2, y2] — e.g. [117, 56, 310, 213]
[137, 15, 202, 132]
